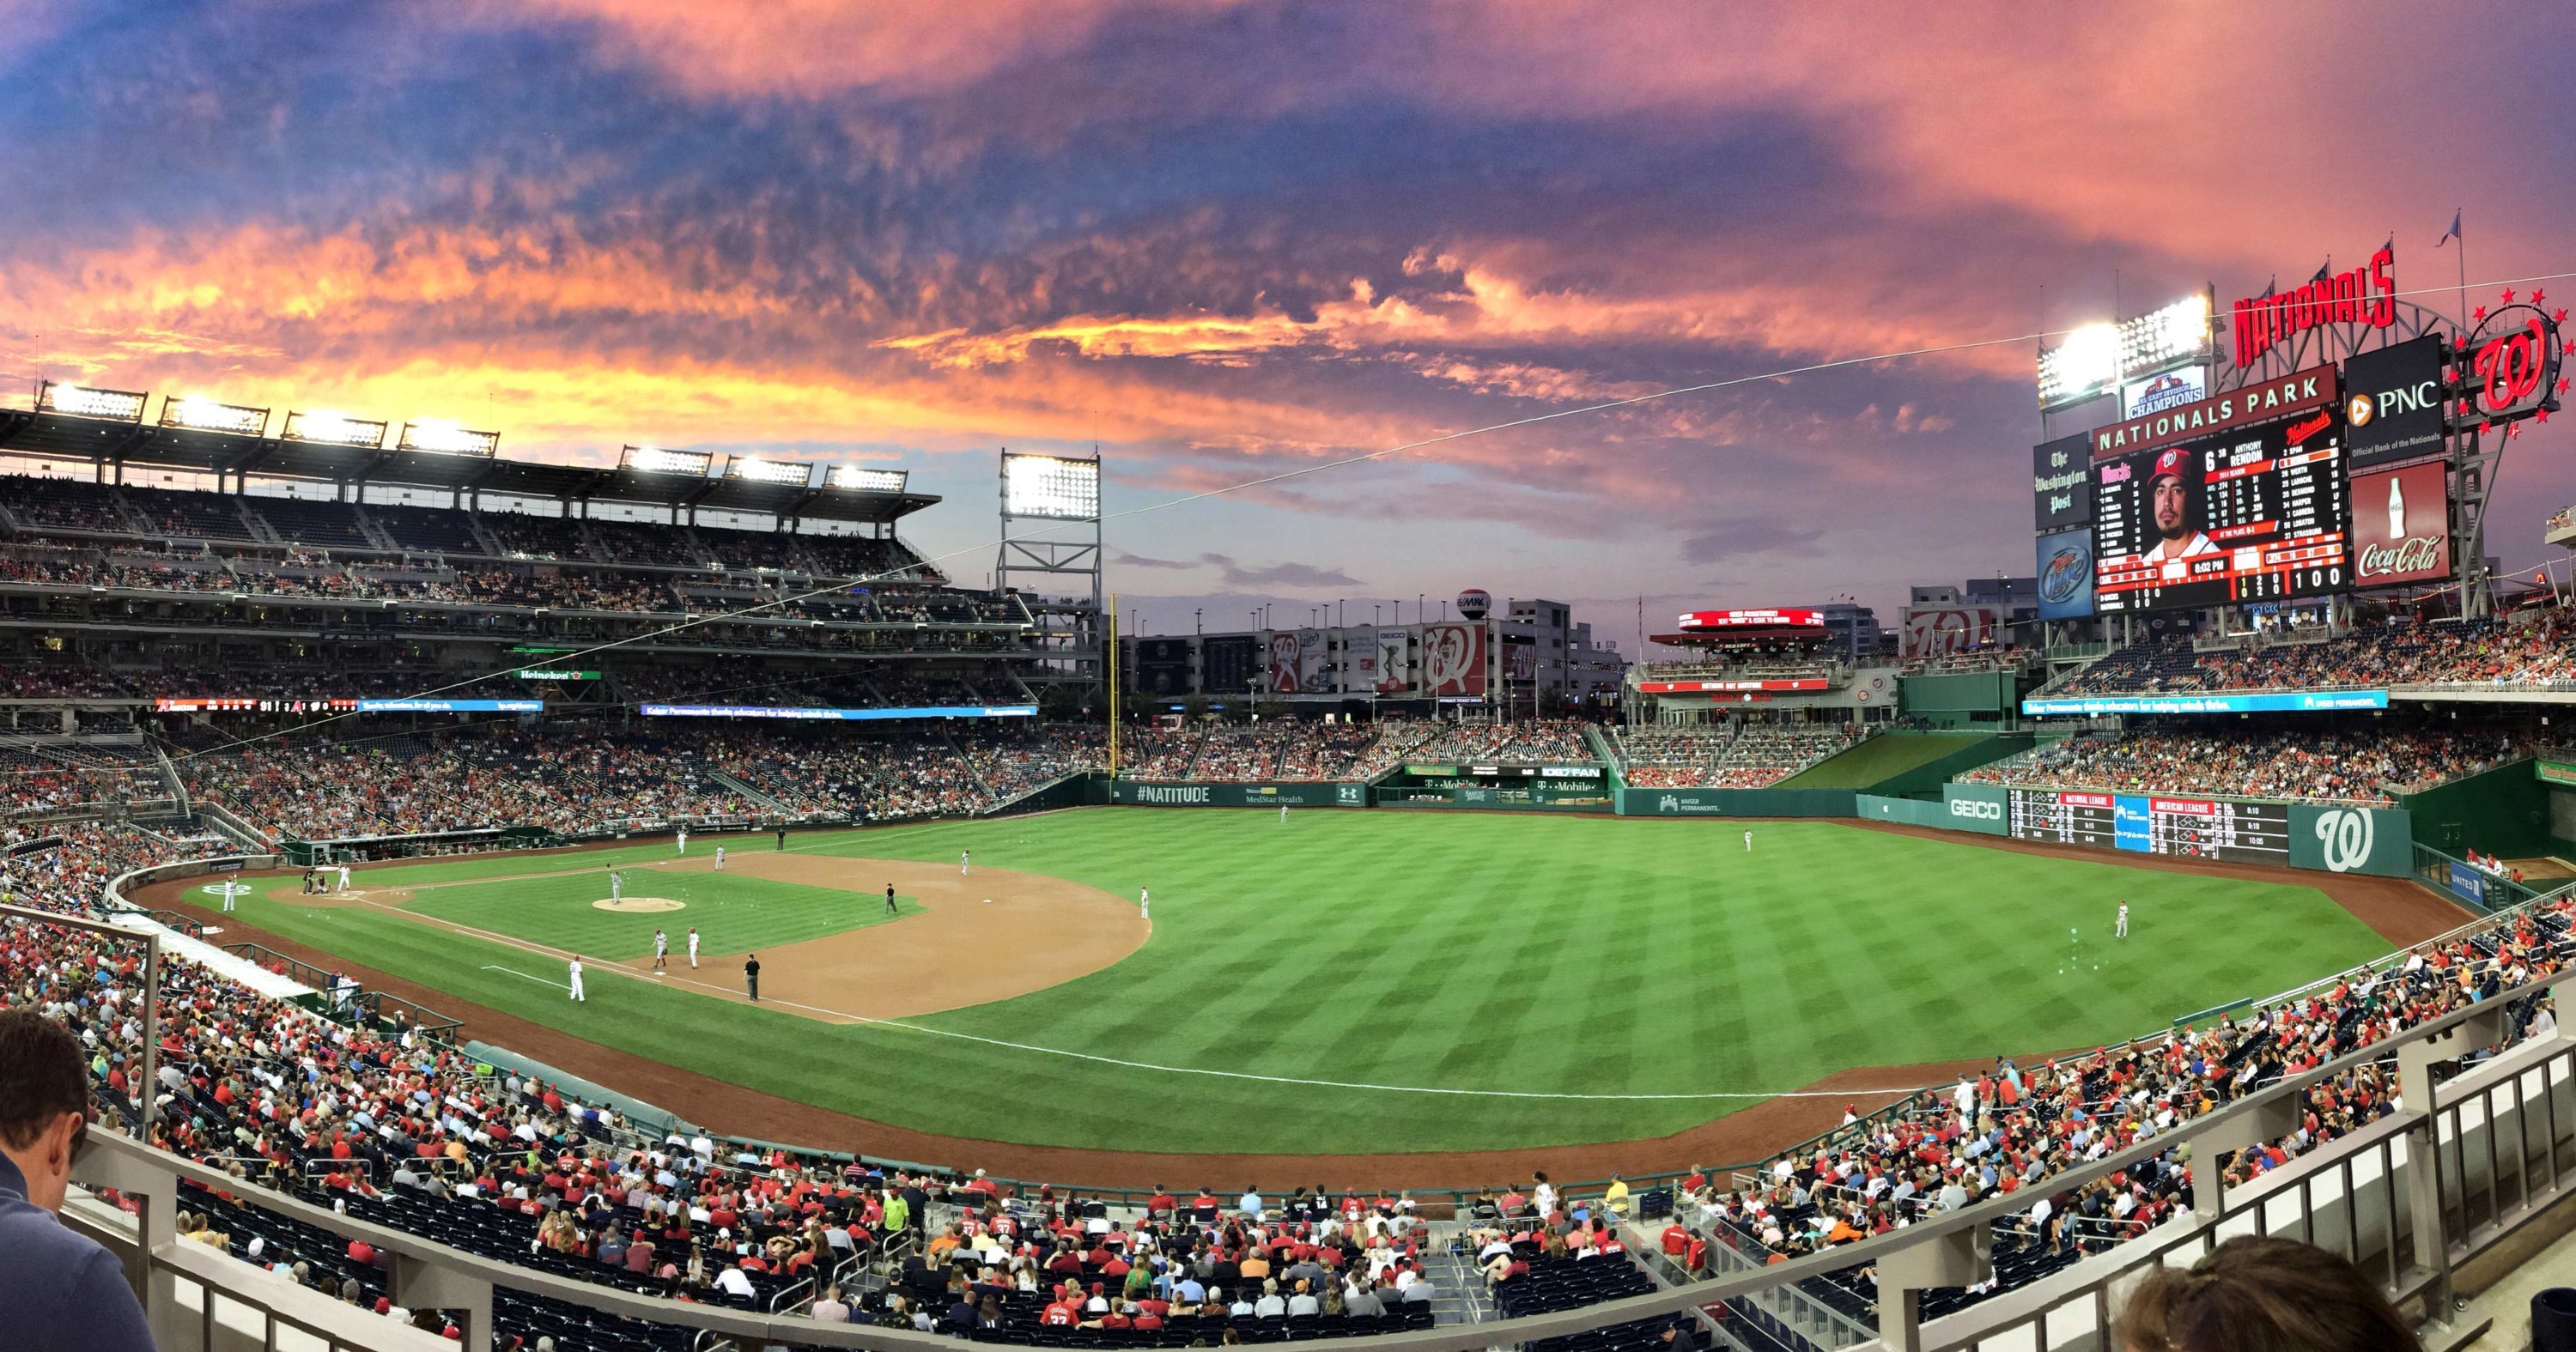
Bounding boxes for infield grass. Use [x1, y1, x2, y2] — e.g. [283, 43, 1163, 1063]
[208, 809, 2396, 1156]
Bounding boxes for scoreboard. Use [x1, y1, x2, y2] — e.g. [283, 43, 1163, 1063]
[2008, 788, 2290, 864]
[2091, 366, 2352, 615]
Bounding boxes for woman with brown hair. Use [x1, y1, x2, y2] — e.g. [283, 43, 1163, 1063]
[2115, 1236, 2421, 1352]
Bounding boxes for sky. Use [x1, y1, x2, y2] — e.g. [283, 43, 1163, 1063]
[3, 2, 2573, 652]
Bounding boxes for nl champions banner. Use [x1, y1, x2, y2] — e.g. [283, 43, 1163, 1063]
[2023, 690, 2390, 717]
[641, 703, 1037, 721]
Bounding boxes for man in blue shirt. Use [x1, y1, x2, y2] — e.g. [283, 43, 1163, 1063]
[0, 1010, 156, 1352]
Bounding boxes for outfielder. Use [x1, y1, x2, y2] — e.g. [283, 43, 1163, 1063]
[653, 928, 669, 972]
[687, 925, 700, 968]
[1280, 803, 1288, 824]
[1743, 829, 1753, 852]
[568, 955, 586, 1002]
[677, 828, 688, 855]
[2116, 902, 2129, 939]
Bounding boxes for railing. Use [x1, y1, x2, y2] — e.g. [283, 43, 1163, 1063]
[2414, 841, 2546, 912]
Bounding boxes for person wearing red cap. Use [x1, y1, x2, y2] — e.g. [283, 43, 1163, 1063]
[2144, 447, 2216, 561]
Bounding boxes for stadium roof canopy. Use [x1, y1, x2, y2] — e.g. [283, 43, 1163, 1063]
[0, 407, 938, 525]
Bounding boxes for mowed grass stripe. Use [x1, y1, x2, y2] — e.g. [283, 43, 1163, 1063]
[215, 808, 2395, 1155]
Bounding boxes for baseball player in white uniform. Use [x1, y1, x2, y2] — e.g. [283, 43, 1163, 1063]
[1743, 829, 1753, 852]
[610, 870, 623, 903]
[1139, 887, 1150, 919]
[653, 928, 669, 972]
[1280, 803, 1288, 824]
[677, 828, 688, 854]
[961, 848, 970, 876]
[568, 955, 586, 1002]
[714, 845, 725, 872]
[687, 926, 700, 968]
[337, 864, 351, 893]
[2116, 902, 2129, 939]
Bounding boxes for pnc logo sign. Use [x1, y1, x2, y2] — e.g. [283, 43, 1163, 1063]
[1950, 798, 2003, 821]
[2348, 379, 2439, 429]
[2312, 808, 2376, 873]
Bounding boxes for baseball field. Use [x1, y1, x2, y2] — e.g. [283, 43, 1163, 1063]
[171, 808, 2407, 1161]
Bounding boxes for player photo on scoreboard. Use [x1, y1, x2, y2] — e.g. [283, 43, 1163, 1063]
[2090, 412, 2350, 615]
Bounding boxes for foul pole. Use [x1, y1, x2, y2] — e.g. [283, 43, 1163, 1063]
[1107, 593, 1121, 778]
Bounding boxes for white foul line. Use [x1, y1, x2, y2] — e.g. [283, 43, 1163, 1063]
[479, 964, 570, 991]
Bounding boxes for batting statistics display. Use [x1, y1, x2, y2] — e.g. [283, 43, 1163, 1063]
[2008, 788, 2290, 863]
[2091, 367, 2351, 614]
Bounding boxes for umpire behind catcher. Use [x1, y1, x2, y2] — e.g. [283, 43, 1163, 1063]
[0, 1009, 156, 1351]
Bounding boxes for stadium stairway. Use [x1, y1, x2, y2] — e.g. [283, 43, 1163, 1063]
[1423, 1245, 1495, 1325]
[711, 769, 796, 817]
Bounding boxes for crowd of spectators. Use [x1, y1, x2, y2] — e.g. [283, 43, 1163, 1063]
[2044, 612, 2576, 700]
[1668, 890, 2572, 1322]
[1959, 725, 2524, 804]
[1409, 720, 1596, 765]
[0, 537, 1012, 630]
[1613, 723, 1861, 789]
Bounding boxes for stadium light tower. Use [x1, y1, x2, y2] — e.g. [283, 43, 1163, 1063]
[996, 449, 1105, 695]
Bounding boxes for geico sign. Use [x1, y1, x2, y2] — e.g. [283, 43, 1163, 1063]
[1949, 798, 2003, 821]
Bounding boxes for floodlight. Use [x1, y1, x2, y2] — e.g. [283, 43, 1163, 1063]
[398, 420, 501, 456]
[1002, 452, 1101, 519]
[2036, 323, 2119, 409]
[621, 445, 715, 476]
[726, 455, 816, 486]
[160, 394, 270, 436]
[826, 465, 908, 493]
[283, 409, 390, 448]
[37, 380, 149, 421]
[2118, 293, 2212, 377]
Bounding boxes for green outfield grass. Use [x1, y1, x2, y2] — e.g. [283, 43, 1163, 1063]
[1775, 733, 1995, 788]
[205, 809, 2396, 1156]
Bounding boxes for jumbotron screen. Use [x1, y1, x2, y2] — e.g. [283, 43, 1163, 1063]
[2090, 370, 2351, 614]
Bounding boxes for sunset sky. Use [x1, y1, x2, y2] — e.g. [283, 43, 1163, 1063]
[4, 2, 2573, 646]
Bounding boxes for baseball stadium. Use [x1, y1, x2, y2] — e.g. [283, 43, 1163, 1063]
[9, 10, 2576, 1352]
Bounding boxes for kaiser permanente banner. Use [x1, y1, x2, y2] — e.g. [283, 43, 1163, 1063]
[2024, 690, 2390, 717]
[1108, 780, 1370, 809]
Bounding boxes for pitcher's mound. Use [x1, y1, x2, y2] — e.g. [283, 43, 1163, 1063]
[592, 896, 685, 912]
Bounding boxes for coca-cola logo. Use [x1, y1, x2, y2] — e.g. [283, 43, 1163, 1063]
[2358, 536, 2444, 578]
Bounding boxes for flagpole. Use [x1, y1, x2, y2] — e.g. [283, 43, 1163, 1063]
[2455, 209, 2469, 334]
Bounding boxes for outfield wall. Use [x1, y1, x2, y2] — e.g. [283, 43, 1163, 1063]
[1097, 779, 1372, 808]
[2403, 756, 2567, 858]
[1613, 787, 1856, 817]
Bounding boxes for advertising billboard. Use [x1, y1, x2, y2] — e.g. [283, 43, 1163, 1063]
[1296, 628, 1329, 692]
[1375, 627, 1411, 693]
[1133, 637, 1191, 696]
[2035, 528, 2095, 620]
[2287, 804, 2414, 876]
[2341, 335, 2448, 467]
[1899, 606, 2002, 658]
[1421, 621, 1486, 697]
[641, 703, 1035, 720]
[2091, 367, 2350, 615]
[1678, 608, 1826, 630]
[2349, 460, 2452, 587]
[1264, 631, 1301, 694]
[1341, 629, 1381, 693]
[2032, 433, 2092, 530]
